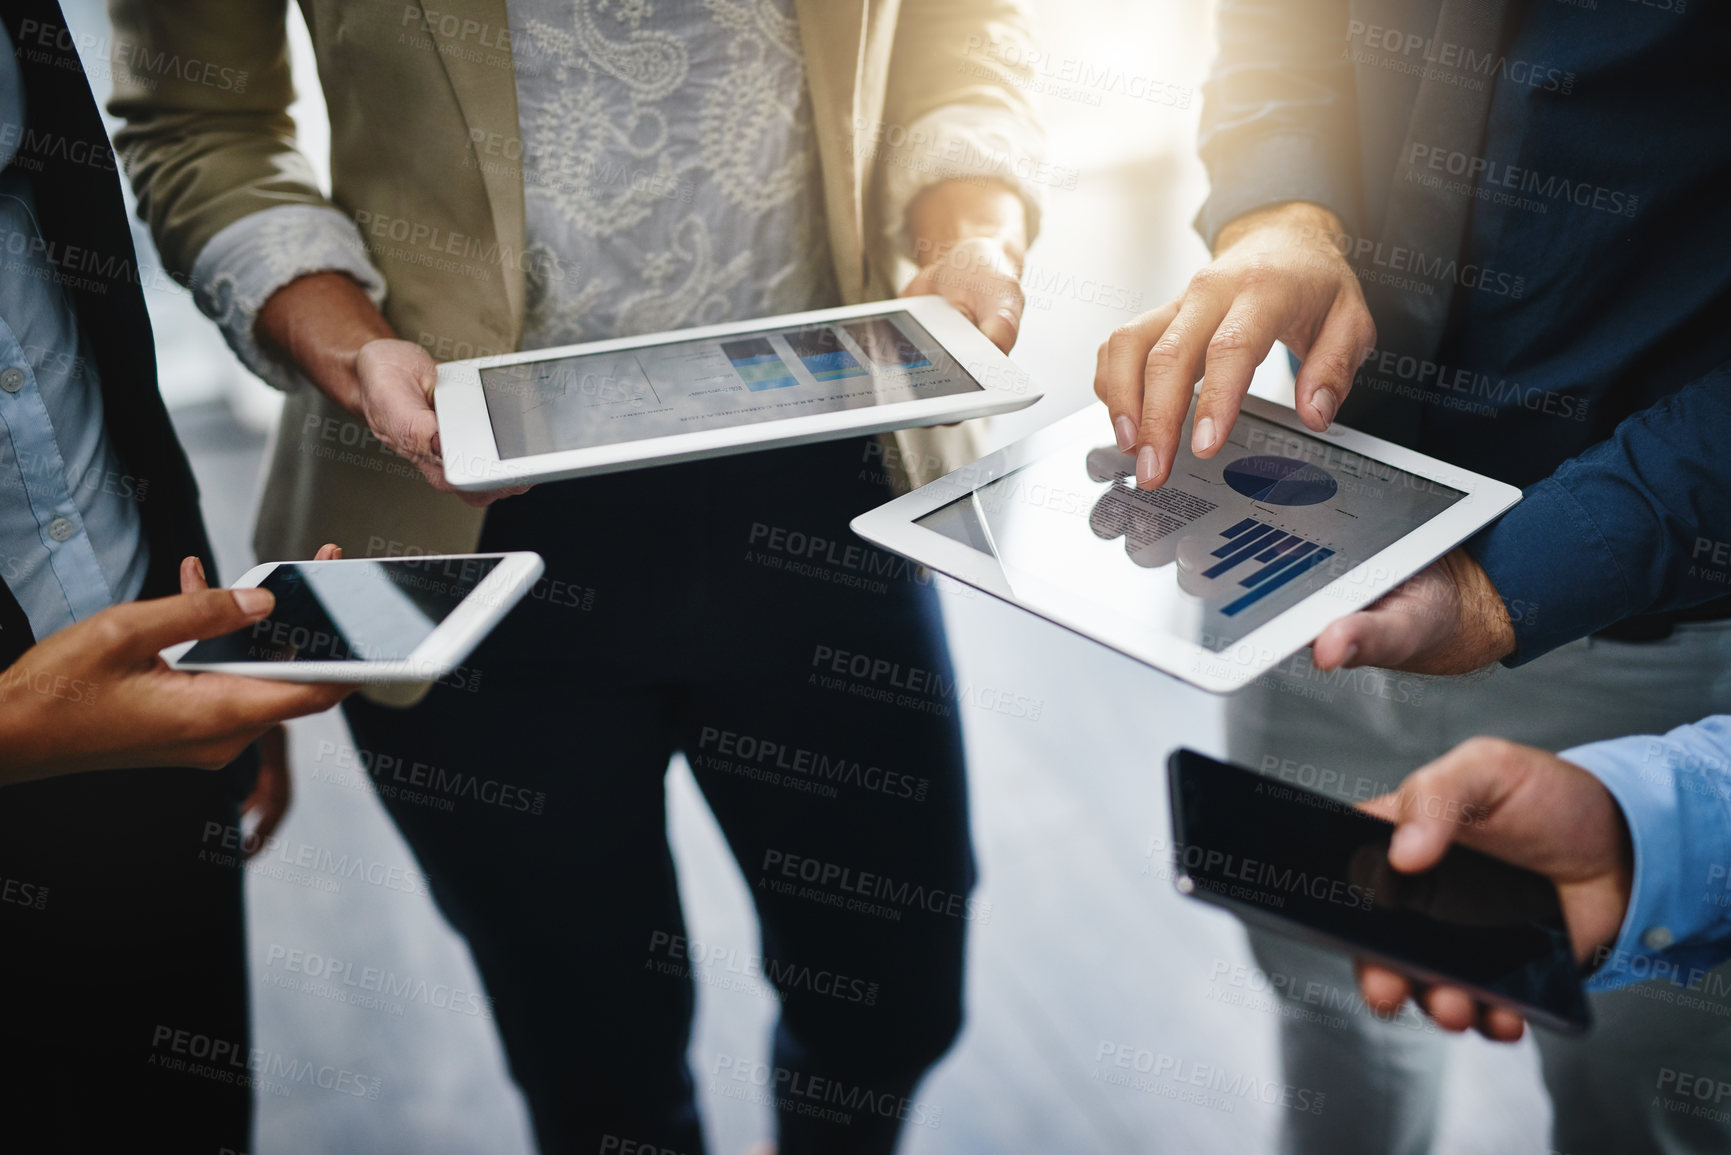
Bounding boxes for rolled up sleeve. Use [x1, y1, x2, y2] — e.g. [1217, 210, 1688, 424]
[190, 205, 386, 392]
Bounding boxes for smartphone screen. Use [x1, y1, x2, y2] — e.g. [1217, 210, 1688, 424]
[1167, 748, 1590, 1031]
[179, 557, 502, 664]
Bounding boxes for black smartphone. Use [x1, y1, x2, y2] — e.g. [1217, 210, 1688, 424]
[1166, 748, 1591, 1034]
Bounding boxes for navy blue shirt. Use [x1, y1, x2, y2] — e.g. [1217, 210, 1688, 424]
[1199, 0, 1731, 663]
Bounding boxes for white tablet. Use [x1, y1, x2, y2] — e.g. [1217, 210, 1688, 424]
[162, 553, 544, 683]
[850, 398, 1522, 694]
[433, 296, 1040, 490]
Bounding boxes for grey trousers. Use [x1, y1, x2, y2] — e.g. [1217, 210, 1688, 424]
[1225, 622, 1731, 1155]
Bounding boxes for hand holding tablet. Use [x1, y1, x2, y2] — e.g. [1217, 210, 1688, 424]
[852, 396, 1520, 692]
[432, 297, 1040, 490]
[163, 553, 544, 683]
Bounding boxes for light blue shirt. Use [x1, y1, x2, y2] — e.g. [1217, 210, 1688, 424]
[1568, 716, 1731, 992]
[0, 23, 148, 640]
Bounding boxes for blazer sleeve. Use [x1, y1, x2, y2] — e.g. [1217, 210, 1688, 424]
[105, 0, 330, 279]
[874, 0, 1047, 260]
[1195, 0, 1361, 249]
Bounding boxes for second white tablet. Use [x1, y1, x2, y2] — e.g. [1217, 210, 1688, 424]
[434, 296, 1039, 490]
[851, 398, 1522, 694]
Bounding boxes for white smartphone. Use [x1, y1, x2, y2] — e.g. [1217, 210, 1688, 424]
[161, 553, 545, 683]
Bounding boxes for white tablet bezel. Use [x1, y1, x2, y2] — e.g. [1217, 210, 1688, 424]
[850, 398, 1522, 694]
[161, 552, 546, 683]
[433, 295, 1040, 490]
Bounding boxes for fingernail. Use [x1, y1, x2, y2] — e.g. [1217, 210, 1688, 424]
[234, 587, 274, 617]
[333, 546, 343, 559]
[1313, 387, 1339, 426]
[1135, 444, 1159, 488]
[1192, 416, 1217, 455]
[1114, 415, 1137, 452]
[192, 556, 206, 583]
[1341, 643, 1360, 667]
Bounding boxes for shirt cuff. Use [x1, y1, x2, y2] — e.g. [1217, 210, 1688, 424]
[1465, 476, 1639, 666]
[189, 204, 388, 392]
[878, 104, 1046, 270]
[1193, 132, 1360, 252]
[1568, 720, 1731, 992]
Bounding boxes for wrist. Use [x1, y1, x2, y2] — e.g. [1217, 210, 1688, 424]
[907, 180, 1028, 273]
[1579, 778, 1638, 972]
[1449, 550, 1517, 666]
[1214, 201, 1346, 259]
[256, 272, 397, 416]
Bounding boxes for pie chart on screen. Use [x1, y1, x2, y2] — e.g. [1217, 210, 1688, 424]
[1222, 455, 1339, 506]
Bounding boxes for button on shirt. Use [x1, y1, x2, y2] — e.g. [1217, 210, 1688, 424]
[0, 23, 149, 640]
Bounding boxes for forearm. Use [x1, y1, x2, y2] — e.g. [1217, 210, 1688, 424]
[255, 273, 397, 419]
[0, 694, 67, 787]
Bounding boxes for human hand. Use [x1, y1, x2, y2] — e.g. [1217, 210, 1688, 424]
[257, 271, 529, 508]
[180, 547, 342, 852]
[0, 552, 354, 785]
[354, 338, 531, 508]
[903, 236, 1025, 353]
[1094, 201, 1375, 488]
[1311, 547, 1516, 675]
[903, 180, 1028, 353]
[1353, 737, 1633, 1041]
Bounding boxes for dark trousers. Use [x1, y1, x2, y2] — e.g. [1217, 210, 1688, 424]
[345, 437, 973, 1154]
[0, 757, 252, 1152]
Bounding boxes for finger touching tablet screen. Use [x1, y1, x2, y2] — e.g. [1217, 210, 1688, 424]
[852, 398, 1521, 693]
[435, 296, 1039, 489]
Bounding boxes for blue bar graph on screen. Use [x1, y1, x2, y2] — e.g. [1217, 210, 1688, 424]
[1208, 517, 1337, 617]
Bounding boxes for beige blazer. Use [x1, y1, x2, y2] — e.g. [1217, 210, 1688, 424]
[109, 0, 1042, 565]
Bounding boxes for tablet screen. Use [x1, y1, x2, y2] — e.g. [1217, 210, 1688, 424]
[180, 557, 501, 664]
[480, 310, 982, 458]
[915, 409, 1463, 652]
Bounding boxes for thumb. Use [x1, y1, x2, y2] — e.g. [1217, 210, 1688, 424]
[114, 587, 276, 661]
[1312, 603, 1425, 671]
[1375, 746, 1508, 874]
